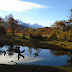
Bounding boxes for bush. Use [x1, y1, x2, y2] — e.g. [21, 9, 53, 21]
[29, 28, 43, 40]
[0, 25, 6, 34]
[56, 30, 72, 41]
[49, 29, 72, 42]
[49, 29, 57, 39]
[66, 30, 72, 42]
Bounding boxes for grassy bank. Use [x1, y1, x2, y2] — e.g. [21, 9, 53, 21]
[0, 34, 72, 51]
[0, 64, 72, 72]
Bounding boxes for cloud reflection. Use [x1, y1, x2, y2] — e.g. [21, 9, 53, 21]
[0, 53, 43, 65]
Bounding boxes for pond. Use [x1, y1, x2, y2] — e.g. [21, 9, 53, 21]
[0, 45, 72, 66]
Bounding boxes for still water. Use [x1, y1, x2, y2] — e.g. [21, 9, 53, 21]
[0, 45, 71, 66]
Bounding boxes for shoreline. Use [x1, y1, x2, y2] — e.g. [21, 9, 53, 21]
[0, 34, 72, 51]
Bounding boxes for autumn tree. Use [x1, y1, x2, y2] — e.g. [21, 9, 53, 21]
[0, 25, 6, 34]
[0, 18, 6, 34]
[0, 18, 5, 25]
[0, 18, 3, 24]
[22, 27, 28, 34]
[8, 17, 19, 35]
[31, 28, 42, 40]
[29, 27, 35, 36]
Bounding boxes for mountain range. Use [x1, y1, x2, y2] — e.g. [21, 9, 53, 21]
[3, 14, 44, 29]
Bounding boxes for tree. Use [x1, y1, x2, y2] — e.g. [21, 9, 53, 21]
[68, 9, 72, 30]
[67, 9, 72, 25]
[0, 18, 5, 25]
[0, 18, 6, 34]
[8, 17, 19, 35]
[0, 25, 6, 34]
[0, 18, 3, 23]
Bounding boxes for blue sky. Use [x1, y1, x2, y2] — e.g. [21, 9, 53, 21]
[0, 0, 72, 27]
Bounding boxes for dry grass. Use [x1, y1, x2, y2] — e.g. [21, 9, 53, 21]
[0, 33, 72, 51]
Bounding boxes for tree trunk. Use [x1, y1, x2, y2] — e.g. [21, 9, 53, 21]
[12, 30, 15, 35]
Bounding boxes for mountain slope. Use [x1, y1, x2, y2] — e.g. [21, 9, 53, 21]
[31, 23, 44, 29]
[1, 14, 44, 30]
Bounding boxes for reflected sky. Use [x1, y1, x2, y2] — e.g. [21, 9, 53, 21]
[0, 45, 71, 66]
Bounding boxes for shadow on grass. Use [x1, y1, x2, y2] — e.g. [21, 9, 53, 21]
[34, 42, 70, 51]
[0, 64, 71, 72]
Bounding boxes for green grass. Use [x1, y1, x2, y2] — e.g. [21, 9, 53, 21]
[0, 65, 72, 72]
[0, 33, 72, 51]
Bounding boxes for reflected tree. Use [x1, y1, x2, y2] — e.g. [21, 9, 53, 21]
[34, 53, 39, 57]
[7, 45, 25, 64]
[7, 45, 25, 60]
[7, 45, 14, 57]
[3, 51, 6, 56]
[51, 50, 70, 56]
[0, 47, 6, 56]
[14, 46, 25, 60]
[51, 50, 72, 65]
[34, 48, 41, 57]
[28, 47, 32, 54]
[67, 51, 72, 65]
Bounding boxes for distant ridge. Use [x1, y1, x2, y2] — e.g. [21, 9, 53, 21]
[2, 14, 44, 29]
[31, 23, 44, 29]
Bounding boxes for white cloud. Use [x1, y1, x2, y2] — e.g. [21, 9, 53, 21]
[0, 0, 45, 12]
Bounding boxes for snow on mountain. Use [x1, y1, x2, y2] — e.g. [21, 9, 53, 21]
[27, 23, 32, 27]
[16, 19, 23, 24]
[31, 23, 44, 29]
[3, 14, 44, 29]
[8, 14, 13, 18]
[4, 14, 13, 22]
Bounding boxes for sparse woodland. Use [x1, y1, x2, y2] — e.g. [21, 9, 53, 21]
[0, 9, 72, 42]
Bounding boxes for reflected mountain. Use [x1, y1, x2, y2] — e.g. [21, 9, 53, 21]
[51, 50, 72, 65]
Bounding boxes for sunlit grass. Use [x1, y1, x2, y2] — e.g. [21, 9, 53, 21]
[0, 33, 72, 51]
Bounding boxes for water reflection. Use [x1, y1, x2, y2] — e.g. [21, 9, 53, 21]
[67, 52, 72, 65]
[0, 45, 72, 66]
[51, 50, 72, 65]
[28, 47, 32, 54]
[0, 45, 43, 65]
[51, 50, 70, 56]
[34, 48, 41, 57]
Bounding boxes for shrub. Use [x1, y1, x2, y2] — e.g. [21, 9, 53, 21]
[49, 29, 57, 39]
[49, 28, 72, 41]
[29, 28, 43, 40]
[0, 25, 6, 34]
